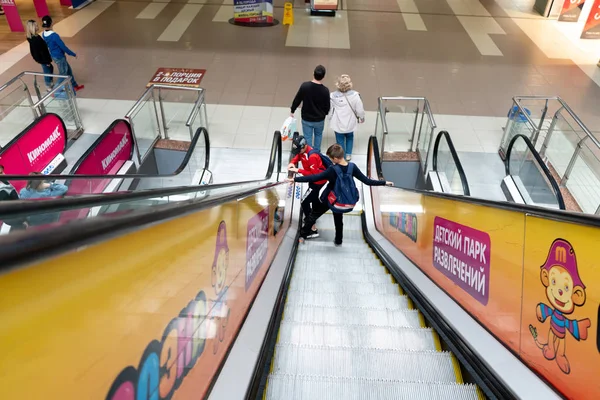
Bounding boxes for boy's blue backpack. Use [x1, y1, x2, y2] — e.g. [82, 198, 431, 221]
[327, 164, 359, 213]
[308, 149, 333, 169]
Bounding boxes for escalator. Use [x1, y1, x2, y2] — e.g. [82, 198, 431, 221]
[0, 135, 590, 400]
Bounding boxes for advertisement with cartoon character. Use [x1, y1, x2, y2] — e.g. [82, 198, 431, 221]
[522, 216, 599, 398]
[529, 239, 591, 374]
[210, 220, 230, 355]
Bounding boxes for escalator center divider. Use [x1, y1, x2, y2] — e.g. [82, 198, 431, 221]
[248, 213, 302, 400]
[360, 213, 515, 400]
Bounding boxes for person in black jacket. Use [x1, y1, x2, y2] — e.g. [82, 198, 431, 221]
[0, 165, 28, 231]
[26, 20, 54, 91]
[290, 65, 331, 152]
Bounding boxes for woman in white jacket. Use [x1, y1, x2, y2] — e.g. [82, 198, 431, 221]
[328, 75, 365, 161]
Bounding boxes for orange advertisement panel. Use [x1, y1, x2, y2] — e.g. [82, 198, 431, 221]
[581, 0, 600, 39]
[521, 215, 600, 398]
[0, 184, 293, 399]
[377, 186, 525, 351]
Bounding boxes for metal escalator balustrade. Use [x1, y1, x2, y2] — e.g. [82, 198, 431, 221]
[264, 213, 481, 399]
[504, 134, 565, 210]
[431, 131, 470, 196]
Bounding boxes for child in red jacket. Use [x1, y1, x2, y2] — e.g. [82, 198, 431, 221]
[288, 135, 327, 238]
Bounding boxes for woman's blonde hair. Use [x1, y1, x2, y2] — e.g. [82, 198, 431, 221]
[336, 74, 353, 93]
[26, 20, 39, 39]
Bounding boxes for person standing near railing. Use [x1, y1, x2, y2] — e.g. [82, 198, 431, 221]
[290, 65, 330, 152]
[26, 20, 55, 92]
[41, 15, 84, 92]
[329, 74, 365, 161]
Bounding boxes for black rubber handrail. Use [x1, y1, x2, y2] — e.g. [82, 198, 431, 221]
[366, 135, 600, 228]
[432, 130, 471, 196]
[505, 134, 565, 210]
[0, 131, 281, 222]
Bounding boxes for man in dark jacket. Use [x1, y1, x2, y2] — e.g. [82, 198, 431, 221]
[290, 65, 330, 152]
[26, 20, 54, 90]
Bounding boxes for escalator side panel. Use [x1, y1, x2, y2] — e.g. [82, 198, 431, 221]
[0, 184, 293, 400]
[368, 182, 599, 399]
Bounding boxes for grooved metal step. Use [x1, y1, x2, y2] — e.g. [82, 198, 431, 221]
[285, 292, 410, 310]
[291, 270, 392, 283]
[302, 241, 372, 252]
[293, 262, 386, 275]
[293, 257, 382, 268]
[282, 306, 421, 328]
[288, 280, 398, 294]
[272, 345, 458, 382]
[277, 322, 437, 350]
[296, 249, 377, 260]
[265, 374, 480, 400]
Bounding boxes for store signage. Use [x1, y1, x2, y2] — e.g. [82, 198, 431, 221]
[559, 0, 586, 21]
[147, 68, 206, 88]
[581, 0, 600, 38]
[233, 0, 273, 24]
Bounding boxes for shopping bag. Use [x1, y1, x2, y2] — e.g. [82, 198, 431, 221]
[281, 117, 297, 141]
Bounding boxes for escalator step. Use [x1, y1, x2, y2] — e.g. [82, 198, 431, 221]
[271, 345, 457, 382]
[301, 241, 372, 252]
[285, 292, 409, 310]
[288, 280, 398, 295]
[282, 306, 421, 328]
[265, 374, 480, 400]
[290, 270, 392, 283]
[277, 322, 437, 350]
[293, 256, 382, 268]
[296, 248, 377, 260]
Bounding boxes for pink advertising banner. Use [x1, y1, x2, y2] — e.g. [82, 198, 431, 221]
[32, 0, 49, 18]
[1, 0, 24, 32]
[0, 113, 67, 191]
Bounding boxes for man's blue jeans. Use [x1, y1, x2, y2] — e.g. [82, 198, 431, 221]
[301, 119, 325, 152]
[54, 57, 79, 89]
[41, 63, 54, 89]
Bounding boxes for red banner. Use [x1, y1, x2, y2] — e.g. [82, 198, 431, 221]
[0, 0, 24, 32]
[581, 0, 600, 38]
[147, 68, 206, 88]
[559, 0, 586, 22]
[0, 113, 67, 191]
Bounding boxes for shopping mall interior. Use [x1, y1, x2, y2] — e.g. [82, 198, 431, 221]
[0, 0, 599, 398]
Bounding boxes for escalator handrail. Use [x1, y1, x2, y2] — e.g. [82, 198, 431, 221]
[505, 134, 565, 210]
[366, 135, 600, 227]
[0, 180, 288, 267]
[368, 135, 385, 181]
[0, 131, 282, 220]
[432, 130, 471, 196]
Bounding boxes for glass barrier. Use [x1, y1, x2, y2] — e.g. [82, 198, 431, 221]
[0, 72, 83, 142]
[126, 90, 160, 162]
[507, 136, 562, 209]
[0, 181, 295, 399]
[432, 131, 469, 196]
[562, 143, 600, 214]
[0, 180, 268, 232]
[376, 97, 436, 166]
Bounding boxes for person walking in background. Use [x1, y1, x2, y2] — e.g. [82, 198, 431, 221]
[329, 74, 365, 161]
[26, 20, 54, 92]
[290, 65, 330, 152]
[41, 15, 84, 92]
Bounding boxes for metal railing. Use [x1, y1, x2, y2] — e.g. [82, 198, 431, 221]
[499, 96, 600, 214]
[0, 71, 84, 142]
[125, 84, 208, 165]
[375, 96, 437, 172]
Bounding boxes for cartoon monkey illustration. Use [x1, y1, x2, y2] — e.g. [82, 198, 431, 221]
[530, 239, 591, 374]
[210, 221, 230, 355]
